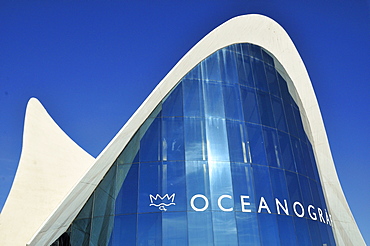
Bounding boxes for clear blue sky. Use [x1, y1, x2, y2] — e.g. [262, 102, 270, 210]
[1, 0, 369, 243]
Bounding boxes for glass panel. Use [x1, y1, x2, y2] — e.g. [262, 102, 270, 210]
[269, 167, 290, 207]
[236, 52, 254, 88]
[246, 123, 267, 165]
[271, 96, 288, 133]
[261, 49, 274, 66]
[256, 90, 275, 128]
[235, 212, 261, 245]
[182, 78, 204, 118]
[162, 212, 188, 245]
[240, 86, 260, 124]
[90, 216, 114, 246]
[262, 127, 281, 168]
[278, 131, 296, 172]
[284, 102, 299, 138]
[185, 161, 211, 211]
[138, 162, 161, 213]
[205, 117, 229, 162]
[137, 213, 162, 245]
[220, 49, 238, 84]
[231, 163, 256, 212]
[226, 120, 248, 163]
[265, 66, 280, 98]
[293, 217, 312, 246]
[285, 171, 303, 206]
[140, 117, 161, 162]
[187, 211, 214, 245]
[252, 165, 274, 214]
[110, 214, 137, 245]
[162, 117, 184, 161]
[203, 81, 225, 118]
[212, 211, 238, 245]
[248, 44, 263, 60]
[70, 219, 91, 246]
[257, 213, 281, 246]
[162, 83, 183, 117]
[276, 215, 297, 245]
[201, 51, 221, 82]
[184, 117, 207, 161]
[222, 83, 243, 121]
[161, 161, 186, 212]
[115, 164, 138, 215]
[251, 58, 268, 92]
[291, 136, 306, 176]
[208, 161, 233, 211]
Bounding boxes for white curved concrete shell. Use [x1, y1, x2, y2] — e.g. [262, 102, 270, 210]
[0, 98, 95, 246]
[0, 14, 364, 245]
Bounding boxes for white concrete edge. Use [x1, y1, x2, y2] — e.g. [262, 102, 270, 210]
[28, 14, 364, 245]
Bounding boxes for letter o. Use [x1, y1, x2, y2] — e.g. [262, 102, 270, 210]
[293, 201, 305, 217]
[190, 194, 209, 211]
[218, 195, 233, 211]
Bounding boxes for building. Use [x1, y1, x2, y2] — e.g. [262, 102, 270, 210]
[0, 14, 365, 245]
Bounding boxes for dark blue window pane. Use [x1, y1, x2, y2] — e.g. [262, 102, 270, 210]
[285, 171, 303, 205]
[184, 118, 207, 161]
[278, 131, 296, 172]
[276, 215, 297, 245]
[110, 214, 137, 245]
[185, 161, 211, 211]
[161, 161, 186, 212]
[271, 97, 288, 133]
[162, 117, 184, 161]
[187, 211, 214, 245]
[261, 49, 274, 66]
[251, 58, 268, 92]
[307, 218, 322, 246]
[265, 65, 280, 97]
[252, 165, 274, 214]
[240, 43, 251, 57]
[257, 91, 275, 128]
[138, 162, 161, 213]
[182, 78, 204, 117]
[226, 120, 248, 163]
[299, 175, 313, 210]
[291, 136, 306, 176]
[140, 117, 161, 162]
[269, 167, 290, 206]
[293, 217, 312, 246]
[292, 106, 306, 141]
[248, 44, 263, 60]
[222, 83, 243, 121]
[212, 211, 238, 245]
[231, 163, 256, 212]
[162, 83, 183, 117]
[277, 72, 291, 104]
[258, 213, 281, 246]
[247, 123, 267, 165]
[240, 86, 260, 124]
[205, 118, 229, 162]
[284, 102, 299, 138]
[115, 164, 138, 215]
[220, 49, 238, 84]
[162, 212, 188, 245]
[137, 213, 162, 245]
[236, 53, 254, 88]
[208, 162, 233, 211]
[203, 81, 225, 118]
[235, 212, 261, 245]
[262, 127, 281, 168]
[201, 51, 221, 82]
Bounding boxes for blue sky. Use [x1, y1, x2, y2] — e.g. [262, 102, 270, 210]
[1, 0, 369, 243]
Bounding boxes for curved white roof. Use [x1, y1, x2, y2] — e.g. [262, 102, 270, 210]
[1, 14, 364, 245]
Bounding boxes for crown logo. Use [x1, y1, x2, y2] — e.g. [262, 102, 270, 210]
[149, 193, 176, 211]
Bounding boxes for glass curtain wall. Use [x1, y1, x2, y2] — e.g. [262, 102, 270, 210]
[55, 44, 336, 246]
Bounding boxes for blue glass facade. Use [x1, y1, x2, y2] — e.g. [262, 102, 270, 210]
[60, 44, 336, 245]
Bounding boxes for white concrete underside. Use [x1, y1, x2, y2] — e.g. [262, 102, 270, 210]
[0, 14, 364, 245]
